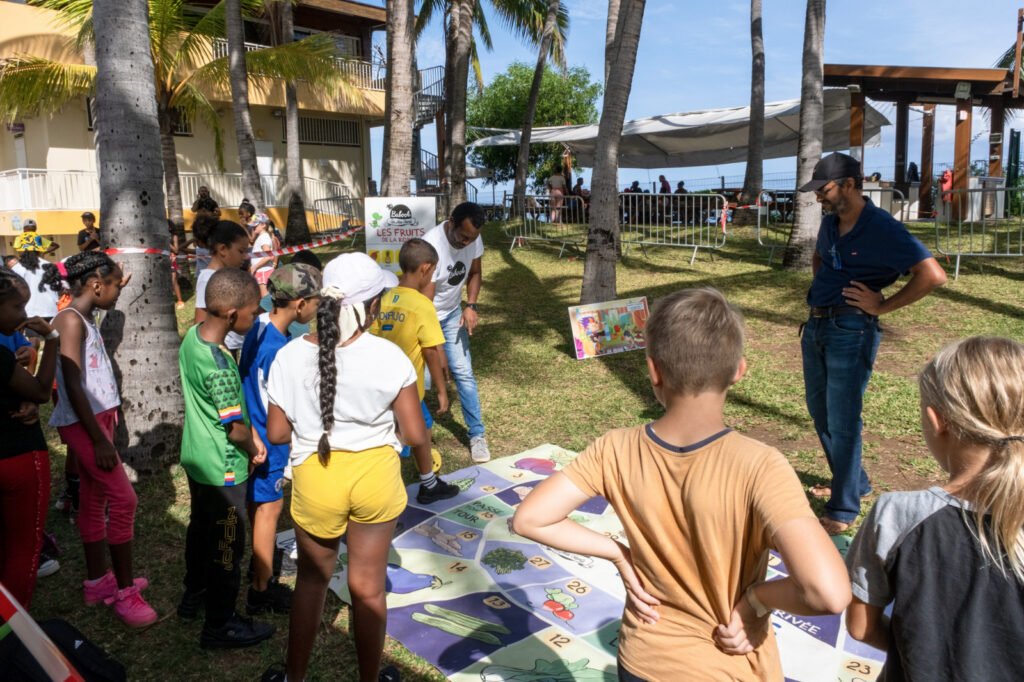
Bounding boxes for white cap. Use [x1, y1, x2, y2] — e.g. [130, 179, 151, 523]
[321, 252, 398, 306]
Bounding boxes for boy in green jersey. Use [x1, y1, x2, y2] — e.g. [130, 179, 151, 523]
[177, 267, 275, 649]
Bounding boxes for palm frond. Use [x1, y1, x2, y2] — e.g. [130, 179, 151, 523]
[473, 2, 494, 52]
[414, 0, 444, 40]
[0, 57, 95, 123]
[469, 38, 484, 92]
[188, 35, 362, 104]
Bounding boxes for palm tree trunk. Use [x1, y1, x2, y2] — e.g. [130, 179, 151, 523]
[226, 0, 266, 213]
[382, 0, 415, 197]
[604, 0, 621, 87]
[448, 0, 474, 206]
[160, 109, 186, 245]
[512, 0, 560, 213]
[783, 0, 826, 270]
[739, 0, 764, 209]
[581, 0, 645, 304]
[93, 0, 183, 470]
[280, 0, 309, 244]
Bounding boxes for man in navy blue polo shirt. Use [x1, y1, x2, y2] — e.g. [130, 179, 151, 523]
[799, 153, 946, 534]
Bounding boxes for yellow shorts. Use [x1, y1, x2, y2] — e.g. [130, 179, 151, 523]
[290, 445, 407, 539]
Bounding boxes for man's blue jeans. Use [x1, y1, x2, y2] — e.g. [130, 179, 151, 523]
[801, 313, 881, 523]
[440, 307, 485, 439]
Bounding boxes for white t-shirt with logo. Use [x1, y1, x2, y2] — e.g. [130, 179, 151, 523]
[266, 333, 417, 468]
[422, 222, 484, 320]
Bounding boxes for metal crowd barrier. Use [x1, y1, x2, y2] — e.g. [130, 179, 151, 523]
[756, 187, 909, 263]
[312, 195, 362, 237]
[502, 193, 589, 258]
[618, 192, 728, 264]
[934, 187, 1024, 279]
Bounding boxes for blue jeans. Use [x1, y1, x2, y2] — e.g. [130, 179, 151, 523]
[801, 313, 881, 523]
[440, 307, 485, 439]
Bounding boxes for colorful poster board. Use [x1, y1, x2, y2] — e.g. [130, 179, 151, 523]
[289, 445, 885, 681]
[365, 196, 437, 272]
[568, 297, 649, 360]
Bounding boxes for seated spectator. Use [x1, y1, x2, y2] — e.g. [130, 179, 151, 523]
[675, 181, 688, 194]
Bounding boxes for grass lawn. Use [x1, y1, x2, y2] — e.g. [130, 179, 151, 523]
[28, 220, 1024, 680]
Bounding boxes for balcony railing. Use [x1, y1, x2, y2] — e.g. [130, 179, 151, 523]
[211, 38, 385, 91]
[0, 168, 356, 215]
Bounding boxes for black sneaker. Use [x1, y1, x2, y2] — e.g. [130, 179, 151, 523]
[199, 613, 275, 649]
[177, 589, 205, 620]
[246, 578, 293, 615]
[379, 665, 401, 682]
[261, 666, 286, 682]
[416, 477, 460, 505]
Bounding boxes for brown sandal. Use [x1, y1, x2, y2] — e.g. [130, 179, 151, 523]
[808, 483, 832, 499]
[819, 517, 851, 535]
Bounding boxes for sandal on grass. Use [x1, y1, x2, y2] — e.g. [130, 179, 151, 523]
[808, 483, 831, 498]
[819, 517, 851, 535]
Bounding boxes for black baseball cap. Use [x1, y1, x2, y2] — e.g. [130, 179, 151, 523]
[798, 153, 862, 192]
[81, 211, 95, 219]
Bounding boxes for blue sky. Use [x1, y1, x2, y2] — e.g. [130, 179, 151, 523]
[369, 0, 1021, 197]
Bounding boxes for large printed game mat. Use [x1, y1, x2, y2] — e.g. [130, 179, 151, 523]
[277, 444, 886, 681]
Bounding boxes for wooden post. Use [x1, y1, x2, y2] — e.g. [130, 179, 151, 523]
[1014, 8, 1023, 98]
[894, 98, 910, 189]
[434, 110, 446, 190]
[953, 100, 972, 219]
[989, 99, 1005, 179]
[919, 104, 935, 218]
[849, 90, 865, 175]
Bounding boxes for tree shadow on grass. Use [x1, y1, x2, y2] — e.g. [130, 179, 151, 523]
[932, 284, 1024, 319]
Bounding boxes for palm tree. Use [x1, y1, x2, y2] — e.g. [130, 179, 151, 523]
[512, 0, 562, 212]
[226, 0, 265, 214]
[416, 0, 568, 204]
[580, 0, 645, 304]
[264, 0, 309, 243]
[783, 0, 826, 270]
[0, 0, 348, 240]
[382, 0, 416, 196]
[738, 0, 764, 213]
[92, 0, 183, 467]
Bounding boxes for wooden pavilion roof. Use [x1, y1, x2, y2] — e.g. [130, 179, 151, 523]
[823, 64, 1022, 105]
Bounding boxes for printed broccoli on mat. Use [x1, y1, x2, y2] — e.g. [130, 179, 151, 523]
[481, 547, 528, 574]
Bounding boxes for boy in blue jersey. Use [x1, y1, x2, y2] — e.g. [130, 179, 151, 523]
[239, 263, 321, 614]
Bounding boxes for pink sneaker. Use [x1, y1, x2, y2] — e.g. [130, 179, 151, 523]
[105, 585, 158, 627]
[83, 570, 149, 606]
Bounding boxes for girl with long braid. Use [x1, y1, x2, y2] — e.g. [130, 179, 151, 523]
[264, 253, 427, 682]
[48, 252, 157, 627]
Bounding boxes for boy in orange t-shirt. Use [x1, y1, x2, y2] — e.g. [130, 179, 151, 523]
[513, 288, 851, 681]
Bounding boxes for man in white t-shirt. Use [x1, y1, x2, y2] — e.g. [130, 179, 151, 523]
[421, 202, 490, 462]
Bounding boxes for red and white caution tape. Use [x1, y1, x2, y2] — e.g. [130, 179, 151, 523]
[103, 225, 363, 260]
[0, 582, 86, 682]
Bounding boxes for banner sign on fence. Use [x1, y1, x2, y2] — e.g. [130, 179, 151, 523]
[365, 196, 437, 272]
[568, 297, 650, 360]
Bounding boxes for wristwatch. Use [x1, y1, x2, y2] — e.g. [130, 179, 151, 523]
[466, 303, 478, 311]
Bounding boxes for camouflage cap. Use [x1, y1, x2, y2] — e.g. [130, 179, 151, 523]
[267, 263, 322, 301]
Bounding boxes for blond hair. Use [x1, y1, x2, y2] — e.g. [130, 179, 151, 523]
[918, 336, 1024, 583]
[645, 287, 744, 396]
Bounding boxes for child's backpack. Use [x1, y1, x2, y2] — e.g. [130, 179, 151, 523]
[0, 619, 126, 682]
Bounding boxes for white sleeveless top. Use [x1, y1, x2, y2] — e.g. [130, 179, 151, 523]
[49, 308, 121, 427]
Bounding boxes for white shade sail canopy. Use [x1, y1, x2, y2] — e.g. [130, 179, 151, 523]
[469, 89, 889, 169]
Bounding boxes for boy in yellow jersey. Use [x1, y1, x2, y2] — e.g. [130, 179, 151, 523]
[373, 238, 459, 505]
